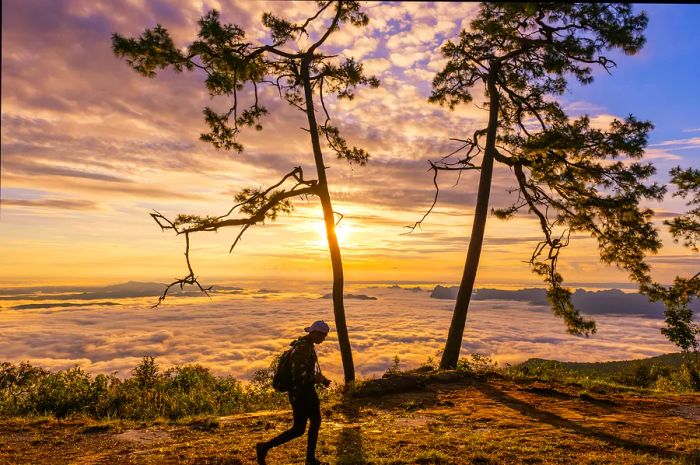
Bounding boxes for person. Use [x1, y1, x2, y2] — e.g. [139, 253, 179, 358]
[256, 320, 332, 465]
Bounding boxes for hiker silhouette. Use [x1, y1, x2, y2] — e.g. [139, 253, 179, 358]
[256, 320, 332, 465]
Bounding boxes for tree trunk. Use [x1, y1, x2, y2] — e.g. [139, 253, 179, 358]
[301, 58, 355, 382]
[440, 65, 500, 370]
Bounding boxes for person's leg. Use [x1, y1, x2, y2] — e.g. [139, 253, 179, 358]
[257, 392, 310, 463]
[305, 391, 322, 463]
[265, 398, 309, 448]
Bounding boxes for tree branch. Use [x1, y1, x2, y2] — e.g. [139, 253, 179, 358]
[150, 167, 319, 305]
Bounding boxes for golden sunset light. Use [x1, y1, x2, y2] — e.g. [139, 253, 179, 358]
[1, 2, 699, 463]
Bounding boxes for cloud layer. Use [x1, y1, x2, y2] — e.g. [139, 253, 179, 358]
[0, 286, 679, 382]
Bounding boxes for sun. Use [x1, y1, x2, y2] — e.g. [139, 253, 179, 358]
[314, 220, 352, 245]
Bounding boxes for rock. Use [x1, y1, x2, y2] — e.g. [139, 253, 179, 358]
[352, 374, 427, 397]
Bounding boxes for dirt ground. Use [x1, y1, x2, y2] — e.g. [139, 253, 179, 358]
[1, 377, 699, 465]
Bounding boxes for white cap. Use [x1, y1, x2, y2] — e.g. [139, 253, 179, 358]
[304, 320, 330, 334]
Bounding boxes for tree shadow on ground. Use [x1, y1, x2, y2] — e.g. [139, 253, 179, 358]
[335, 393, 367, 465]
[474, 382, 685, 461]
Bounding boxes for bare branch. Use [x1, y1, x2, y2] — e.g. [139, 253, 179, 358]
[298, 1, 334, 39]
[404, 163, 440, 234]
[153, 232, 213, 308]
[308, 2, 344, 54]
[334, 211, 344, 226]
[150, 167, 320, 306]
[229, 223, 252, 252]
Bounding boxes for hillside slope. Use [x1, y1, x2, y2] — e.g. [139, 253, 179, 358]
[520, 353, 689, 376]
[2, 375, 699, 465]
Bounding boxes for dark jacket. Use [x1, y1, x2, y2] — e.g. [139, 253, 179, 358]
[289, 335, 318, 395]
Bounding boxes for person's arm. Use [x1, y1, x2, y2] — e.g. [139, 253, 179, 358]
[313, 356, 331, 387]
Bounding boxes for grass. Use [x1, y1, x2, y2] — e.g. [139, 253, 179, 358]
[1, 354, 699, 463]
[2, 374, 699, 464]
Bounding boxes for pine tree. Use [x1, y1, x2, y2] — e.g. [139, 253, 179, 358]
[112, 1, 379, 382]
[414, 3, 663, 369]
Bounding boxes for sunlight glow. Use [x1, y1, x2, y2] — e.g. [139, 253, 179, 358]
[314, 220, 352, 246]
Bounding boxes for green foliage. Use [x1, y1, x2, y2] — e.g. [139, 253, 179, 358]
[431, 4, 647, 109]
[112, 2, 377, 163]
[430, 3, 657, 336]
[512, 353, 700, 393]
[660, 297, 699, 353]
[645, 275, 700, 353]
[172, 214, 220, 229]
[665, 166, 700, 251]
[455, 353, 498, 374]
[0, 357, 290, 420]
[320, 124, 370, 165]
[112, 26, 192, 78]
[200, 108, 243, 152]
[420, 356, 438, 371]
[386, 355, 402, 375]
[640, 167, 699, 353]
[540, 276, 596, 336]
[234, 188, 293, 221]
[322, 58, 380, 100]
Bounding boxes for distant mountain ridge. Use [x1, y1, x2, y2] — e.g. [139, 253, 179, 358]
[0, 281, 243, 301]
[429, 285, 700, 318]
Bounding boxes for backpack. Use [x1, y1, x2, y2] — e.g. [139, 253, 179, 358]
[272, 343, 295, 392]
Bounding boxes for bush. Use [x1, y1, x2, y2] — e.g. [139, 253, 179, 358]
[0, 357, 291, 420]
[0, 362, 48, 415]
[506, 356, 700, 393]
[456, 353, 498, 374]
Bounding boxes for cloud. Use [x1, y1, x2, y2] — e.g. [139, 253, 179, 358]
[2, 198, 101, 210]
[1, 1, 695, 288]
[642, 149, 684, 161]
[649, 137, 700, 148]
[0, 285, 682, 381]
[4, 157, 130, 183]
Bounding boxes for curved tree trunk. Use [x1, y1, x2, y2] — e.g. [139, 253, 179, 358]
[440, 66, 500, 370]
[301, 58, 355, 382]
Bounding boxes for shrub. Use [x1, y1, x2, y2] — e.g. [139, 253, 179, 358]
[456, 353, 498, 374]
[387, 355, 402, 375]
[0, 362, 48, 415]
[0, 357, 291, 420]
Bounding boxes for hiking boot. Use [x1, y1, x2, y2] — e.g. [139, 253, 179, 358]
[306, 458, 328, 465]
[255, 442, 267, 465]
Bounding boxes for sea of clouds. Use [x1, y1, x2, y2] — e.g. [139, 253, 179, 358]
[0, 284, 679, 382]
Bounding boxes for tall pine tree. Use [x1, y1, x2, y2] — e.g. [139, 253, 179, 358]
[113, 1, 378, 382]
[419, 3, 663, 369]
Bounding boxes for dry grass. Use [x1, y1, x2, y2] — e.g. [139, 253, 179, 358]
[1, 376, 699, 465]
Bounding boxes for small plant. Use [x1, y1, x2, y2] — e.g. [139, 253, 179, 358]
[456, 353, 498, 374]
[386, 355, 402, 375]
[420, 356, 438, 371]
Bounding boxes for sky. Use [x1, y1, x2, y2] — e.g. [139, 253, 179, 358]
[1, 1, 699, 289]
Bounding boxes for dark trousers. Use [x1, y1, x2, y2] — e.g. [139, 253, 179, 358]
[264, 389, 321, 460]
